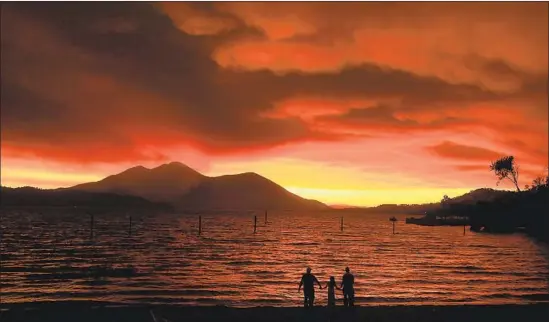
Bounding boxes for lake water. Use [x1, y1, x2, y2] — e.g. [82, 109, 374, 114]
[1, 210, 548, 307]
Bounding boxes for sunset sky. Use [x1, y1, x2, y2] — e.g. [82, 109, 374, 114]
[1, 2, 548, 206]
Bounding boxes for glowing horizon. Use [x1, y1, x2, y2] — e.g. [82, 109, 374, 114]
[0, 156, 531, 207]
[1, 2, 547, 207]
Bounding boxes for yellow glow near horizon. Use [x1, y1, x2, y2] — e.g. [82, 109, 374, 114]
[2, 157, 495, 207]
[1, 167, 104, 189]
[206, 158, 422, 190]
[284, 186, 476, 207]
[206, 158, 481, 206]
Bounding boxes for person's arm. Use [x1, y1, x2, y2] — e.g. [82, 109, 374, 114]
[298, 278, 303, 292]
[315, 276, 322, 289]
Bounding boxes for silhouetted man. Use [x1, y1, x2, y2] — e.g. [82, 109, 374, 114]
[340, 267, 355, 307]
[298, 267, 322, 308]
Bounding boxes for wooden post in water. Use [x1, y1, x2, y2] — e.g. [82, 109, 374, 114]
[340, 217, 344, 232]
[463, 225, 466, 235]
[390, 216, 397, 235]
[264, 210, 268, 225]
[90, 212, 94, 239]
[129, 215, 132, 236]
[198, 215, 202, 236]
[254, 215, 257, 233]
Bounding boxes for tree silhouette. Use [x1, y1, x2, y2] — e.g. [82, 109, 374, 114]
[490, 156, 521, 192]
[530, 167, 549, 191]
[531, 177, 545, 190]
[441, 195, 450, 207]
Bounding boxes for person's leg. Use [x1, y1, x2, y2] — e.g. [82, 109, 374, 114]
[349, 290, 355, 307]
[303, 294, 308, 308]
[343, 292, 348, 307]
[309, 293, 315, 307]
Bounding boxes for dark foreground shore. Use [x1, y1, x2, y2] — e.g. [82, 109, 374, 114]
[1, 302, 549, 322]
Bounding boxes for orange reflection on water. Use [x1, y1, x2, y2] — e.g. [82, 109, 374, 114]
[1, 210, 548, 307]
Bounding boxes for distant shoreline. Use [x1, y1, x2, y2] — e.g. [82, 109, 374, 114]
[2, 302, 549, 322]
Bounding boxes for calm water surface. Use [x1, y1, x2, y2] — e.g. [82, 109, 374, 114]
[1, 210, 548, 307]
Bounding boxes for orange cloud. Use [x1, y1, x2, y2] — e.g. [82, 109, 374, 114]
[455, 165, 490, 172]
[426, 141, 505, 161]
[210, 3, 547, 92]
[1, 2, 547, 205]
[157, 2, 238, 36]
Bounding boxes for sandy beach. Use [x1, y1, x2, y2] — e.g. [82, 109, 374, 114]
[1, 302, 549, 322]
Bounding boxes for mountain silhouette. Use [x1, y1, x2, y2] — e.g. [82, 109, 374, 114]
[69, 162, 328, 211]
[445, 188, 511, 205]
[341, 188, 511, 214]
[179, 172, 327, 211]
[1, 186, 171, 210]
[70, 162, 205, 203]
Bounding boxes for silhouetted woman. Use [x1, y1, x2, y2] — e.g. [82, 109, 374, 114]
[325, 276, 340, 307]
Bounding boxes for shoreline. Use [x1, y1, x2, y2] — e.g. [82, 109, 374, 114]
[2, 302, 549, 322]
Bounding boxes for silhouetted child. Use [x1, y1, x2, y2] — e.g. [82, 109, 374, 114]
[325, 276, 340, 307]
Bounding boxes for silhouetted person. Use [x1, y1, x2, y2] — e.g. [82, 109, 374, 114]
[340, 267, 355, 307]
[325, 276, 341, 307]
[298, 267, 322, 308]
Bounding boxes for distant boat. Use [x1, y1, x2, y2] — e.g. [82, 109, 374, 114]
[405, 214, 468, 227]
[406, 216, 438, 226]
[389, 216, 397, 222]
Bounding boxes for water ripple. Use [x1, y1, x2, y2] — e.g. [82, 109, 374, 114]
[1, 210, 548, 307]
